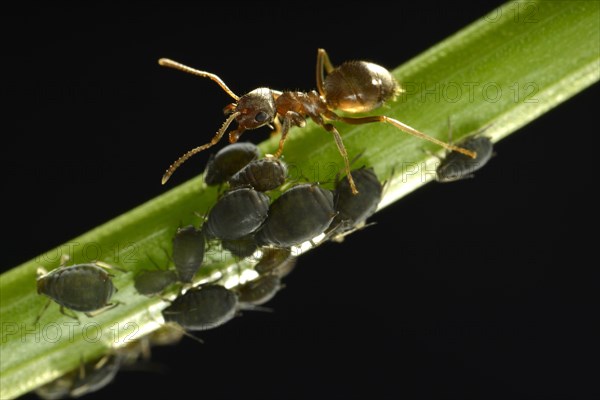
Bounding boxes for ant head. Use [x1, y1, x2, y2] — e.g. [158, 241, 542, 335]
[229, 88, 276, 131]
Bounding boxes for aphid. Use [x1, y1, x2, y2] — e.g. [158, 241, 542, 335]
[35, 354, 121, 400]
[228, 156, 288, 191]
[159, 49, 476, 194]
[221, 234, 258, 258]
[134, 269, 178, 297]
[330, 167, 383, 235]
[36, 259, 117, 321]
[204, 142, 260, 185]
[256, 183, 335, 248]
[237, 274, 282, 306]
[436, 136, 493, 182]
[162, 285, 238, 331]
[254, 247, 297, 278]
[203, 187, 270, 241]
[172, 225, 206, 283]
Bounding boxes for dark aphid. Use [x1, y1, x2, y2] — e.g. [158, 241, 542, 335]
[162, 285, 238, 331]
[204, 142, 260, 185]
[256, 183, 335, 247]
[254, 247, 297, 278]
[237, 275, 282, 306]
[159, 49, 476, 195]
[36, 262, 116, 318]
[134, 269, 178, 296]
[221, 234, 258, 258]
[436, 136, 494, 182]
[203, 187, 270, 241]
[228, 156, 288, 191]
[331, 167, 383, 234]
[172, 225, 206, 283]
[35, 354, 121, 400]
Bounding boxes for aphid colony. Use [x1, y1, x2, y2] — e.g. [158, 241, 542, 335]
[32, 49, 496, 398]
[32, 140, 384, 398]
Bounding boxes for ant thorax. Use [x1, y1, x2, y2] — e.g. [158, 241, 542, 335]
[275, 91, 327, 119]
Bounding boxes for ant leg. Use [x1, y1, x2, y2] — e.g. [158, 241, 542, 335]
[321, 123, 359, 195]
[329, 113, 477, 159]
[274, 118, 291, 158]
[274, 112, 305, 158]
[316, 49, 336, 97]
[162, 111, 241, 184]
[270, 117, 282, 138]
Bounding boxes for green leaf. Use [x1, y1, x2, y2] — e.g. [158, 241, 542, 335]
[1, 1, 598, 398]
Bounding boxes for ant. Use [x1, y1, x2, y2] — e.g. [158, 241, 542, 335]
[159, 49, 476, 194]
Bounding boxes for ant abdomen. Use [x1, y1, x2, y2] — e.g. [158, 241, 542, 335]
[323, 61, 401, 113]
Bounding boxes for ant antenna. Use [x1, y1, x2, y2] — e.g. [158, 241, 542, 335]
[158, 58, 240, 101]
[161, 112, 241, 184]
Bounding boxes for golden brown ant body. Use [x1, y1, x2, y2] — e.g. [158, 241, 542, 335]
[159, 49, 476, 194]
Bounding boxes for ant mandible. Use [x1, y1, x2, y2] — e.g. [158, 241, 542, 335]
[159, 49, 476, 194]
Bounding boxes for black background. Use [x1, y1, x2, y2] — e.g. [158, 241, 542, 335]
[5, 2, 597, 399]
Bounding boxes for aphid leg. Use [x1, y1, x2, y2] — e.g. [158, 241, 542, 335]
[161, 111, 241, 185]
[77, 355, 86, 380]
[59, 306, 79, 321]
[316, 48, 336, 97]
[33, 299, 52, 324]
[331, 113, 477, 159]
[84, 301, 122, 318]
[321, 123, 358, 195]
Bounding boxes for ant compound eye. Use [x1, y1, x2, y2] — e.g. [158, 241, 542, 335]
[255, 111, 269, 123]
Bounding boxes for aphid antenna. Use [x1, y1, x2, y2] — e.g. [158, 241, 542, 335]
[237, 304, 274, 313]
[163, 322, 205, 346]
[144, 248, 172, 270]
[59, 254, 71, 266]
[145, 311, 205, 346]
[95, 261, 126, 273]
